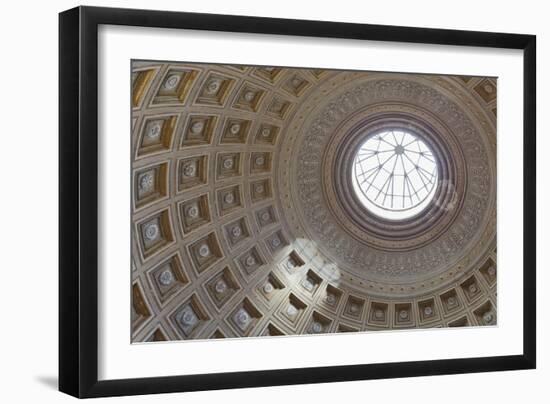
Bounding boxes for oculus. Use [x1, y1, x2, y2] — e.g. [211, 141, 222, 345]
[351, 129, 439, 220]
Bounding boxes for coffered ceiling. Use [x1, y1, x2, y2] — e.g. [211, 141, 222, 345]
[130, 61, 497, 342]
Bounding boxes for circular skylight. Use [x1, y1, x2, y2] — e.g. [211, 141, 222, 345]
[352, 130, 439, 220]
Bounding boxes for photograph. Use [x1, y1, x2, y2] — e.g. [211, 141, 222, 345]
[130, 61, 498, 342]
[0, 0, 544, 401]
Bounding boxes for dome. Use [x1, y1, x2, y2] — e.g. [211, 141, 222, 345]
[130, 62, 497, 341]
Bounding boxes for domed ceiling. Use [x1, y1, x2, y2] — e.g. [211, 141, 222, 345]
[130, 61, 497, 342]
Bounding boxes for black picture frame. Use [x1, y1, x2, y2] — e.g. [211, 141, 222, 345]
[59, 5, 536, 398]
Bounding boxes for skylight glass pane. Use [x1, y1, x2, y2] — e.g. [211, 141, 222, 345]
[352, 130, 439, 220]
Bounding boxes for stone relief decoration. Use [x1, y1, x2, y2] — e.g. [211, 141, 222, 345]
[130, 60, 497, 342]
[287, 77, 495, 289]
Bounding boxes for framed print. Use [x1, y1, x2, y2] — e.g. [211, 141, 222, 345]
[59, 6, 536, 398]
